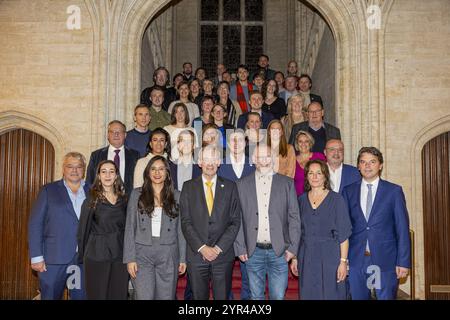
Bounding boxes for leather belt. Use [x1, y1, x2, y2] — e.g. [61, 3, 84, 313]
[256, 243, 273, 250]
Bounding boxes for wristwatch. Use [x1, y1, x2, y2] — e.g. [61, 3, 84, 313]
[340, 258, 348, 263]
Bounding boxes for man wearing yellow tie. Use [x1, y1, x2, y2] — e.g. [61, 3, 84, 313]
[180, 145, 242, 300]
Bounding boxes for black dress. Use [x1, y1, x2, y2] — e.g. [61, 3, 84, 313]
[262, 97, 287, 120]
[78, 197, 129, 300]
[297, 191, 352, 300]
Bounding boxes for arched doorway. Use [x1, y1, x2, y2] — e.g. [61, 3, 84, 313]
[422, 131, 450, 299]
[140, 0, 337, 125]
[0, 129, 55, 299]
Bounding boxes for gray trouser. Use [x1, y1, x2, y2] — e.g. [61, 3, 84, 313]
[132, 238, 179, 300]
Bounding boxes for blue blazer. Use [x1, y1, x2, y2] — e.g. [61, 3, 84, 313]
[218, 157, 256, 182]
[342, 179, 411, 271]
[28, 180, 90, 264]
[338, 164, 361, 194]
[236, 111, 274, 130]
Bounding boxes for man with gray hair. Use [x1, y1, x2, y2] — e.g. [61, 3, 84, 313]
[86, 120, 140, 195]
[180, 145, 241, 300]
[28, 152, 90, 299]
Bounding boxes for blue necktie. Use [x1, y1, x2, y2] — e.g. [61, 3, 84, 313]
[365, 184, 373, 252]
[366, 184, 373, 221]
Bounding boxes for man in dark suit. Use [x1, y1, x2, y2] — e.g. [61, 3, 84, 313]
[234, 144, 301, 300]
[28, 152, 90, 299]
[237, 91, 274, 129]
[342, 147, 411, 300]
[289, 101, 341, 153]
[324, 139, 361, 194]
[218, 129, 256, 300]
[251, 54, 276, 81]
[298, 74, 323, 107]
[180, 145, 241, 300]
[86, 120, 139, 196]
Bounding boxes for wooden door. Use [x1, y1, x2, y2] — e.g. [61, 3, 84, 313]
[422, 131, 450, 300]
[0, 129, 55, 299]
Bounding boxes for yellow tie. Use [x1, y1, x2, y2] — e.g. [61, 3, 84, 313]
[205, 181, 214, 216]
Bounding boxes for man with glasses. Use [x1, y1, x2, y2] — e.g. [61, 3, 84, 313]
[288, 101, 341, 153]
[28, 152, 90, 299]
[324, 139, 361, 194]
[180, 145, 241, 300]
[234, 144, 300, 300]
[86, 120, 139, 195]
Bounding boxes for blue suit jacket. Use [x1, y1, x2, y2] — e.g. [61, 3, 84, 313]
[338, 164, 361, 194]
[218, 157, 256, 182]
[28, 180, 90, 264]
[342, 179, 411, 271]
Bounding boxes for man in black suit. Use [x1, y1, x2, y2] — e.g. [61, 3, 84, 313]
[289, 101, 341, 153]
[180, 145, 241, 300]
[86, 120, 139, 195]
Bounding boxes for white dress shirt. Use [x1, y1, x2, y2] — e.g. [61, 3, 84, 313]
[177, 162, 193, 191]
[328, 163, 343, 193]
[360, 177, 380, 219]
[255, 170, 273, 244]
[151, 207, 163, 237]
[230, 153, 245, 179]
[108, 145, 125, 180]
[201, 174, 217, 200]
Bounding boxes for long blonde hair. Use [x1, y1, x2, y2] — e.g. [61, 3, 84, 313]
[283, 94, 305, 139]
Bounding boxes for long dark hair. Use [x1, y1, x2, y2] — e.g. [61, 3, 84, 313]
[89, 160, 126, 208]
[304, 159, 331, 192]
[138, 156, 179, 218]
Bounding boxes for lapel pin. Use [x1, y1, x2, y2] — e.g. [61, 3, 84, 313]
[221, 184, 224, 188]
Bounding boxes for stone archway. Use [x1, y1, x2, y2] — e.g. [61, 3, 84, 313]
[409, 115, 450, 299]
[0, 111, 65, 177]
[85, 0, 393, 164]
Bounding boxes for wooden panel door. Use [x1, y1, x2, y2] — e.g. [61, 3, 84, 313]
[0, 129, 55, 299]
[422, 131, 450, 300]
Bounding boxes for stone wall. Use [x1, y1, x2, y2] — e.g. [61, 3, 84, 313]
[311, 25, 336, 125]
[384, 0, 450, 300]
[0, 0, 94, 171]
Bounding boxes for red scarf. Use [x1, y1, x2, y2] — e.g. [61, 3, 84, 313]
[236, 81, 253, 113]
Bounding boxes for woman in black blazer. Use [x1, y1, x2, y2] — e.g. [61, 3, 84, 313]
[77, 160, 129, 300]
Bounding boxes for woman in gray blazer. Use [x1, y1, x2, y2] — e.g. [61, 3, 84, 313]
[124, 156, 186, 300]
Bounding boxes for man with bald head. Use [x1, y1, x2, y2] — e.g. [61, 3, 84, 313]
[324, 139, 361, 194]
[288, 101, 341, 153]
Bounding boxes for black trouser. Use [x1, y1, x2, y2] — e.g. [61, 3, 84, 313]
[84, 258, 129, 300]
[187, 260, 233, 300]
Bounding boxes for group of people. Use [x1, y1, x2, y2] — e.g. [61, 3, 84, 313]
[28, 56, 411, 301]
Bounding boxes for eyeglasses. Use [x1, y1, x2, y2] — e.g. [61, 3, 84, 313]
[308, 110, 322, 115]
